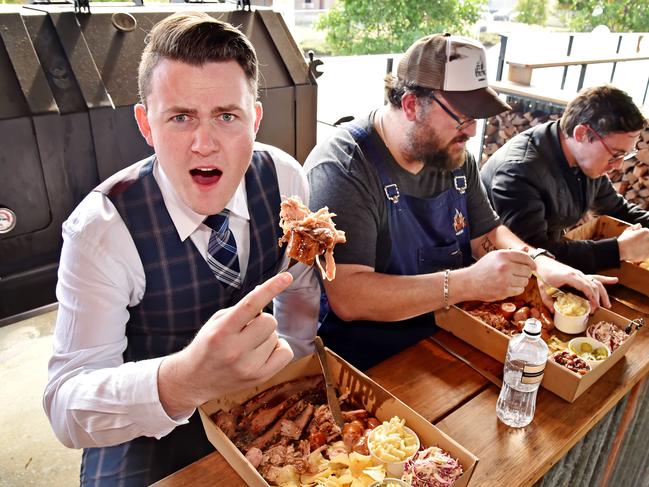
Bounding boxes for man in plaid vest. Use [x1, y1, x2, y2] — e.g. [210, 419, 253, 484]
[43, 12, 319, 485]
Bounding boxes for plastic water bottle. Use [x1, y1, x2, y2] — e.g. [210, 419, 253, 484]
[496, 318, 549, 427]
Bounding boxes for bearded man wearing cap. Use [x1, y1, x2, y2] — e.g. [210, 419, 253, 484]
[304, 33, 616, 370]
[481, 85, 649, 275]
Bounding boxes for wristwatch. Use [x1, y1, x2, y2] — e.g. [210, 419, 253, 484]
[528, 247, 556, 260]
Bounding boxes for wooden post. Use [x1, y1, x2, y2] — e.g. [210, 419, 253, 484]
[507, 63, 533, 86]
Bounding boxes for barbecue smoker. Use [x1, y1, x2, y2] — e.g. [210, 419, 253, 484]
[0, 4, 318, 321]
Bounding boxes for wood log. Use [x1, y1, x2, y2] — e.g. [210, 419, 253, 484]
[636, 150, 649, 164]
[612, 181, 629, 195]
[483, 143, 500, 156]
[512, 114, 528, 125]
[609, 168, 622, 182]
[632, 164, 648, 178]
[638, 176, 649, 190]
[622, 159, 636, 172]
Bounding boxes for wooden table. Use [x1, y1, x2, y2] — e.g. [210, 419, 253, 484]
[505, 55, 649, 86]
[153, 286, 649, 487]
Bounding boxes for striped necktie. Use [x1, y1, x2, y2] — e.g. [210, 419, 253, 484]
[203, 211, 242, 288]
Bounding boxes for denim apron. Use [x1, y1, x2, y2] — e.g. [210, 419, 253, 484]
[318, 122, 472, 370]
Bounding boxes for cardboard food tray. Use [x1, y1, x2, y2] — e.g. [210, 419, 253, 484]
[435, 302, 637, 402]
[198, 348, 479, 487]
[565, 215, 649, 296]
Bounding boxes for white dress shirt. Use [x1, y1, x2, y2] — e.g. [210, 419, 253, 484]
[43, 142, 320, 449]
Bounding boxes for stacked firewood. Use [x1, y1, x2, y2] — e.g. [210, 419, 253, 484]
[481, 107, 649, 211]
[480, 108, 561, 166]
[608, 127, 649, 210]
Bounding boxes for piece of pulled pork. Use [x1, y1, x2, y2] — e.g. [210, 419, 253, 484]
[278, 196, 346, 280]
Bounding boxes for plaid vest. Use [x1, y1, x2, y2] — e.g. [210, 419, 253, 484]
[81, 152, 284, 486]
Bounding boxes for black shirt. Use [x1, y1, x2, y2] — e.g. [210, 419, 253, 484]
[481, 121, 649, 273]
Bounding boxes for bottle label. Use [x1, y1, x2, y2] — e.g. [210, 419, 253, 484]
[521, 362, 546, 384]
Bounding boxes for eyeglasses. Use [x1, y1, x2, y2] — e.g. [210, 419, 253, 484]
[429, 93, 476, 131]
[585, 125, 638, 164]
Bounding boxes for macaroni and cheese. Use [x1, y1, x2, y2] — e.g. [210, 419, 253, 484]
[367, 417, 419, 463]
[555, 293, 589, 317]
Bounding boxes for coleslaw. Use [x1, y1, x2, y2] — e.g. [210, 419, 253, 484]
[401, 446, 463, 487]
[587, 321, 629, 352]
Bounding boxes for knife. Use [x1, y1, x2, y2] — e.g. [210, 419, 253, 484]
[314, 336, 345, 429]
[428, 334, 503, 388]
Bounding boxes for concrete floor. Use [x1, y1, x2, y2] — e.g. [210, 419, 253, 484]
[0, 309, 81, 486]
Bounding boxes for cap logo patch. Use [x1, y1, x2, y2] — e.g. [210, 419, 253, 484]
[474, 60, 486, 81]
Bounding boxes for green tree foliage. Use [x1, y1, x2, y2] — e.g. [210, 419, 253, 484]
[516, 0, 547, 26]
[316, 0, 486, 55]
[555, 0, 649, 31]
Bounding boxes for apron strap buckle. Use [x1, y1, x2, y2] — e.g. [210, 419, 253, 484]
[454, 175, 467, 194]
[383, 184, 400, 204]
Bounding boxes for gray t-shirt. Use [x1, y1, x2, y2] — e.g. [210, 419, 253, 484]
[304, 112, 500, 272]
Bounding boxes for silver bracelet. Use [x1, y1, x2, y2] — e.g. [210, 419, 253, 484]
[443, 269, 451, 310]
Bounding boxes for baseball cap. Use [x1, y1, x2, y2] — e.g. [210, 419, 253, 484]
[397, 33, 510, 119]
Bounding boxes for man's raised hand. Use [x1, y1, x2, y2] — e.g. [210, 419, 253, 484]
[158, 272, 295, 416]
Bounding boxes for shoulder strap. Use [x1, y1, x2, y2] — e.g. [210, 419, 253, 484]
[342, 120, 402, 205]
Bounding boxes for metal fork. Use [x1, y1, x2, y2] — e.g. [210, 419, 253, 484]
[279, 257, 299, 273]
[544, 285, 565, 299]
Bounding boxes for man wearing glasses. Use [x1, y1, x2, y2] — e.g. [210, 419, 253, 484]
[304, 34, 615, 370]
[481, 85, 649, 275]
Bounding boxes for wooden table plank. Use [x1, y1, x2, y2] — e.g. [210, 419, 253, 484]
[154, 337, 489, 486]
[154, 287, 649, 487]
[151, 452, 246, 487]
[608, 284, 649, 318]
[366, 333, 492, 422]
[505, 55, 649, 86]
[507, 54, 649, 69]
[436, 288, 649, 487]
[491, 80, 572, 106]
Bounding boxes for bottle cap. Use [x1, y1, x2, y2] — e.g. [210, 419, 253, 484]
[523, 318, 542, 336]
